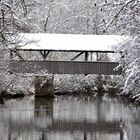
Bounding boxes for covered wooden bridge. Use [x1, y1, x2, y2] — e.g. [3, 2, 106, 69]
[6, 34, 124, 97]
[8, 34, 123, 75]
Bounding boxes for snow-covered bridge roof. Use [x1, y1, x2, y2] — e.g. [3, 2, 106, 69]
[19, 34, 125, 52]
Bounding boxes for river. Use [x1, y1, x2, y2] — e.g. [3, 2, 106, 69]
[0, 95, 140, 140]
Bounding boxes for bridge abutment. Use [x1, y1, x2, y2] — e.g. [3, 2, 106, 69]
[35, 75, 54, 98]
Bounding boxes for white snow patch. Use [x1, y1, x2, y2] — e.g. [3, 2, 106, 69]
[19, 33, 126, 51]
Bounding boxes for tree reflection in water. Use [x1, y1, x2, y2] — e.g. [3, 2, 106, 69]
[0, 95, 139, 140]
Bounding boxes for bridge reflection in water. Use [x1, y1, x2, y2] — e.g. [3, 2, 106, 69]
[0, 96, 139, 140]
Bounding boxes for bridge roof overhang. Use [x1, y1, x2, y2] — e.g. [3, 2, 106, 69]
[13, 34, 124, 53]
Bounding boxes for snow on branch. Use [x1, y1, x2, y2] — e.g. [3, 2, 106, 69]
[103, 0, 137, 33]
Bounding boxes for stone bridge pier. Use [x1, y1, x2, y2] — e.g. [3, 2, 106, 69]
[35, 75, 54, 98]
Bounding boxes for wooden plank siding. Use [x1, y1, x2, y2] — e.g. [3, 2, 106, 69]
[8, 60, 122, 75]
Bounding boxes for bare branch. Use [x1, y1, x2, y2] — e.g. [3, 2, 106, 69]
[102, 0, 136, 33]
[20, 0, 27, 17]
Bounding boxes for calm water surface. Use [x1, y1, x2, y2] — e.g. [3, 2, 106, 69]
[0, 95, 140, 140]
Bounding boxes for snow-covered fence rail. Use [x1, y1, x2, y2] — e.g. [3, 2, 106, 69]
[8, 60, 122, 75]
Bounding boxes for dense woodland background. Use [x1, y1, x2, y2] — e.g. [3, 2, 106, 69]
[0, 0, 140, 102]
[1, 0, 140, 35]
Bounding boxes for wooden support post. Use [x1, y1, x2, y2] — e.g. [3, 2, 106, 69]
[85, 52, 88, 61]
[96, 52, 99, 61]
[85, 52, 88, 75]
[90, 52, 92, 61]
[35, 75, 54, 98]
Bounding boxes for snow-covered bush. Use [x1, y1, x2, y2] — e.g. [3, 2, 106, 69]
[54, 73, 119, 94]
[54, 74, 95, 94]
[115, 37, 140, 103]
[0, 72, 34, 96]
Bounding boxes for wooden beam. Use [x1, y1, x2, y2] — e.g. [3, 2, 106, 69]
[90, 52, 93, 61]
[96, 52, 99, 61]
[15, 48, 122, 54]
[85, 52, 88, 61]
[13, 50, 24, 60]
[39, 50, 51, 60]
[71, 52, 84, 60]
[85, 52, 88, 76]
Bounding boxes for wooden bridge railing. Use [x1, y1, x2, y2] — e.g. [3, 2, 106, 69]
[8, 60, 122, 75]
